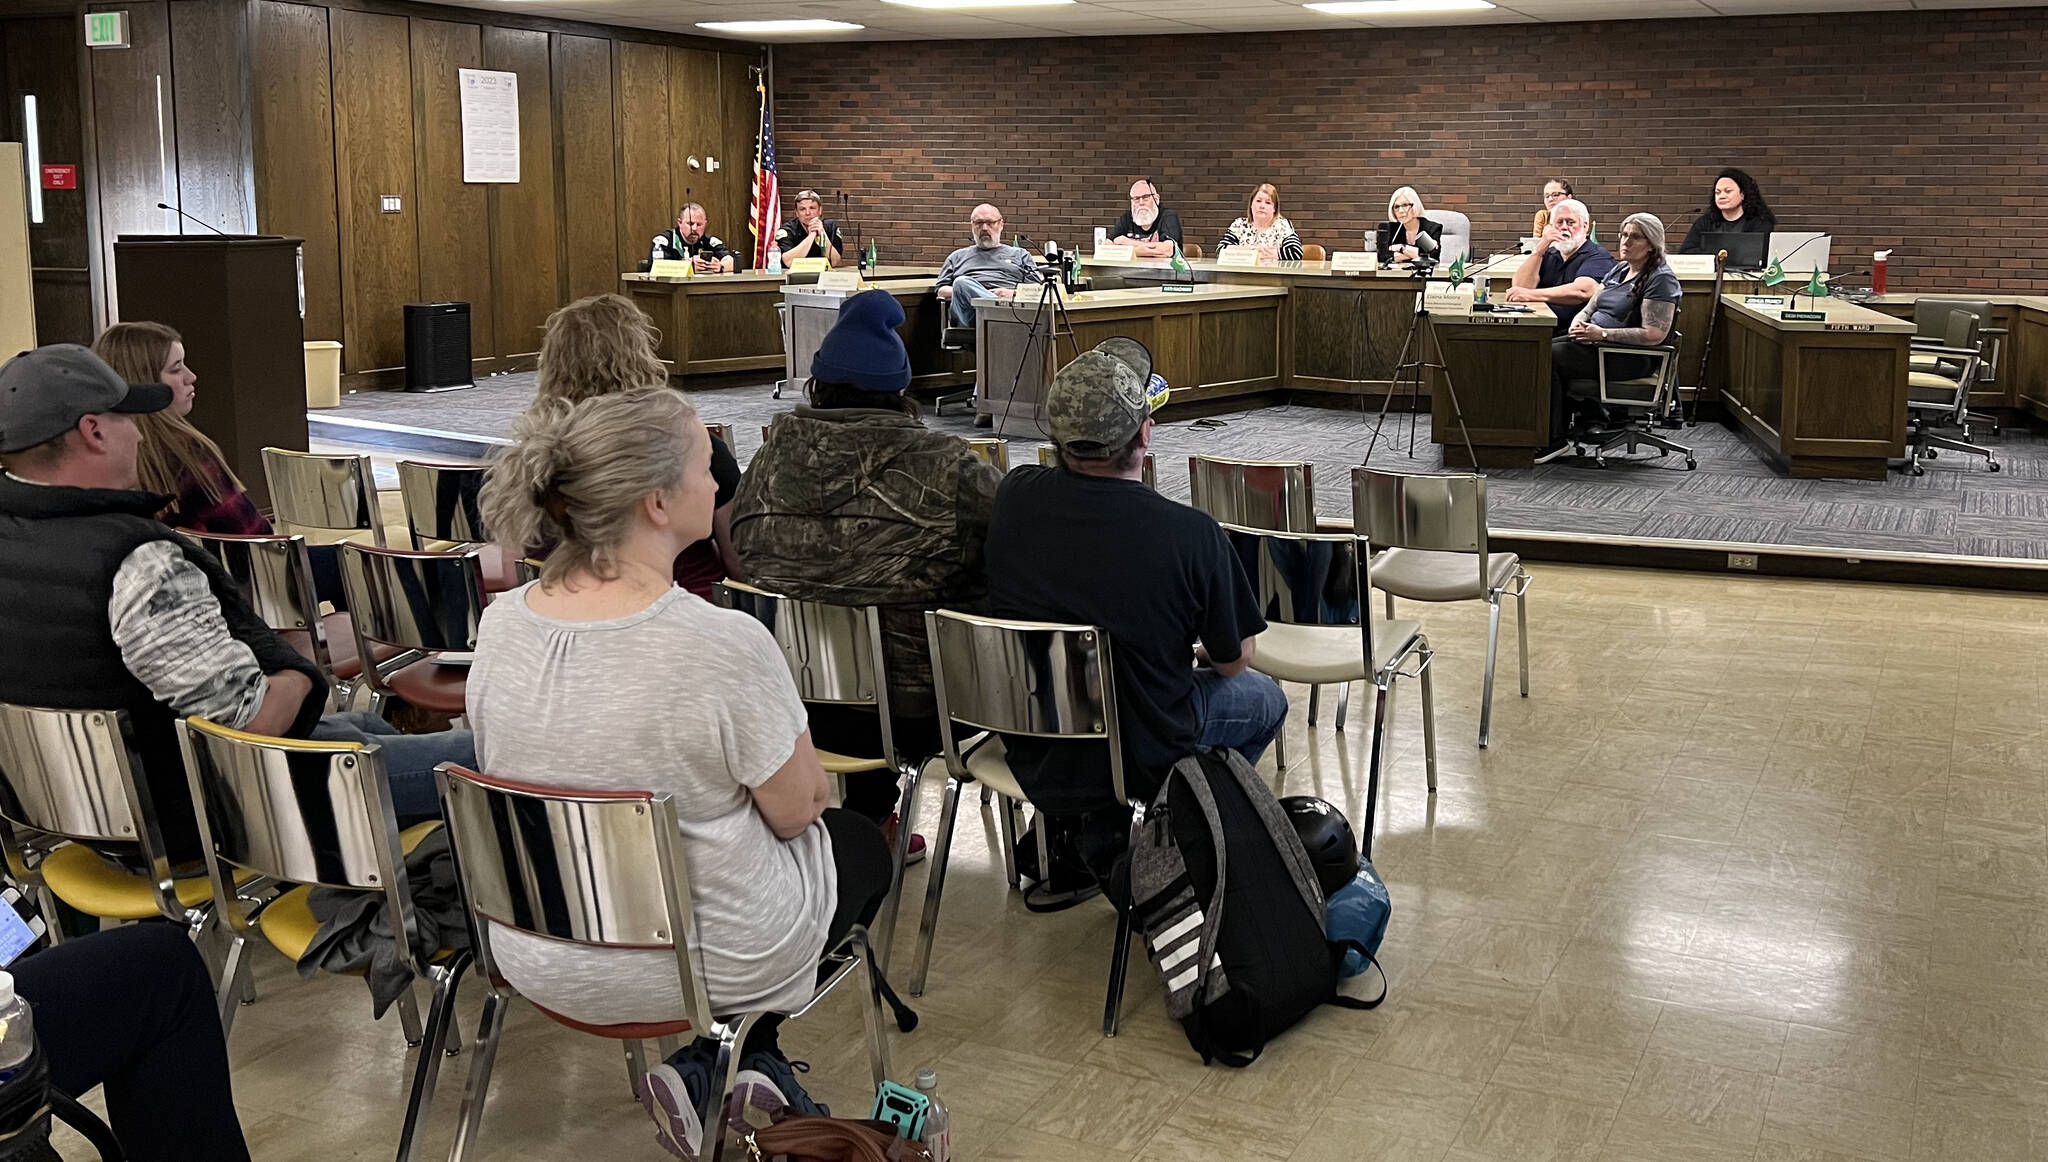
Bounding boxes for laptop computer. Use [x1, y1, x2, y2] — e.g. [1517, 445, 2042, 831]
[1769, 231, 1831, 275]
[1698, 232, 1769, 271]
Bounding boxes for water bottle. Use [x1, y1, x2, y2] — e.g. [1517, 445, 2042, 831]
[767, 245, 783, 276]
[0, 974, 35, 1083]
[913, 1068, 950, 1162]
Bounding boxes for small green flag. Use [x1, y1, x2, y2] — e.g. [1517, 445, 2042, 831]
[1762, 259, 1786, 287]
[1169, 242, 1189, 274]
[1447, 256, 1466, 285]
[1805, 269, 1829, 298]
[865, 240, 878, 269]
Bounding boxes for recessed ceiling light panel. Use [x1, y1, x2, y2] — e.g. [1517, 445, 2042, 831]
[881, 0, 1076, 8]
[696, 17, 865, 32]
[1304, 0, 1494, 14]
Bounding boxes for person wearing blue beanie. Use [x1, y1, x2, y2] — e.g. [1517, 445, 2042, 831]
[732, 288, 1005, 864]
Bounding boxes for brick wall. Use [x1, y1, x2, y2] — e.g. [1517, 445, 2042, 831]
[773, 7, 2048, 292]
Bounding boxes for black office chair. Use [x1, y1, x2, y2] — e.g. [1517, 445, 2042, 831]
[1904, 307, 1999, 475]
[1554, 330, 1695, 470]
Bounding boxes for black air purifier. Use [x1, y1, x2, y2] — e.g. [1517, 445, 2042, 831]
[404, 302, 474, 393]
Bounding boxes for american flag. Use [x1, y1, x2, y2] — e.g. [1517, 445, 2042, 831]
[749, 75, 780, 271]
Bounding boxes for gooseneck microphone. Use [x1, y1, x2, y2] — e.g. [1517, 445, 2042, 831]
[156, 202, 228, 236]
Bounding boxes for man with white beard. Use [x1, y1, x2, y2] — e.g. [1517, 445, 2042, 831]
[1108, 179, 1184, 258]
[1505, 198, 1615, 333]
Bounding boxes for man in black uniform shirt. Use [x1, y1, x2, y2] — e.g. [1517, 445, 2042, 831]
[775, 189, 845, 268]
[1108, 179, 1185, 258]
[645, 203, 735, 273]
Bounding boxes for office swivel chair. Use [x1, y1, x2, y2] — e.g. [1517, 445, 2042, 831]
[1912, 298, 2002, 439]
[1904, 307, 1998, 475]
[1549, 331, 1694, 470]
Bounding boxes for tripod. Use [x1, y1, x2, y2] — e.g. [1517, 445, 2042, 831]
[1364, 303, 1478, 470]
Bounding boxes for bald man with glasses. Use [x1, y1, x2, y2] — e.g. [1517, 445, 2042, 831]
[1109, 179, 1184, 258]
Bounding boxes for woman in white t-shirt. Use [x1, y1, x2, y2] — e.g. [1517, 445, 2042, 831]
[471, 387, 893, 1157]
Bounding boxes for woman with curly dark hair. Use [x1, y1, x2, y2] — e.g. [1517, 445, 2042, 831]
[1679, 167, 1776, 254]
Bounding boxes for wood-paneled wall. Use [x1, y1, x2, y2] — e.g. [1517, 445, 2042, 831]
[91, 0, 761, 380]
[0, 15, 93, 344]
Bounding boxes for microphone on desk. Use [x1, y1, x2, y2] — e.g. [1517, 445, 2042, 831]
[156, 202, 228, 236]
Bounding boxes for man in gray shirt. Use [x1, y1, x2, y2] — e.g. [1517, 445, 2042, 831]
[935, 202, 1043, 331]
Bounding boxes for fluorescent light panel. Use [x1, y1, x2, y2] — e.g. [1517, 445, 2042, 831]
[882, 0, 1076, 9]
[1305, 0, 1494, 13]
[22, 96, 42, 226]
[696, 17, 864, 31]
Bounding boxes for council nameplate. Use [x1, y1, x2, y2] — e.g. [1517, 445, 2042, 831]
[1217, 247, 1263, 267]
[1666, 255, 1719, 277]
[1329, 251, 1378, 275]
[1092, 243, 1136, 262]
[1743, 296, 1787, 308]
[1781, 310, 1826, 322]
[816, 271, 862, 291]
[788, 257, 829, 274]
[1422, 283, 1475, 314]
[648, 259, 692, 279]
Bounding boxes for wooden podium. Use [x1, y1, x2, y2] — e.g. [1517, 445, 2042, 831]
[113, 235, 308, 508]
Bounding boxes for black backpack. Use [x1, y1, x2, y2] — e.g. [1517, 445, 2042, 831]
[1128, 748, 1385, 1067]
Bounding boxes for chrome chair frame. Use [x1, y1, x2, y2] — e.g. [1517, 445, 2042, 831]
[1905, 306, 1998, 474]
[395, 461, 489, 550]
[262, 447, 386, 547]
[1036, 444, 1158, 489]
[187, 530, 347, 710]
[1358, 468, 1531, 748]
[433, 764, 896, 1162]
[712, 581, 922, 972]
[1550, 333, 1695, 470]
[176, 718, 463, 1162]
[915, 609, 1142, 1037]
[1222, 522, 1437, 858]
[338, 543, 487, 717]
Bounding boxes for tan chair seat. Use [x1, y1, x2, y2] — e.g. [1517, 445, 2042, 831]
[1909, 370, 1964, 392]
[1251, 620, 1421, 685]
[962, 736, 1027, 801]
[1373, 548, 1520, 603]
[818, 750, 891, 775]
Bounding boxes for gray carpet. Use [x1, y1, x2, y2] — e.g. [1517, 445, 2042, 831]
[315, 373, 2048, 560]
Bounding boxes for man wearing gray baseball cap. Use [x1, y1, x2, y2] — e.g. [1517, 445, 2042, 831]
[984, 338, 1286, 888]
[0, 345, 472, 864]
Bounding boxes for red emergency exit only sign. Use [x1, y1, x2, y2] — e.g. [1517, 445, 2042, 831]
[40, 165, 77, 190]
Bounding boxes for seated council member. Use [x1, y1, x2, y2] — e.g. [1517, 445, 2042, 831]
[1375, 186, 1445, 267]
[775, 189, 843, 268]
[1109, 179, 1183, 258]
[644, 202, 736, 273]
[1532, 177, 1574, 236]
[1548, 212, 1681, 445]
[934, 203, 1043, 331]
[1218, 183, 1302, 263]
[1679, 168, 1776, 254]
[1506, 198, 1615, 333]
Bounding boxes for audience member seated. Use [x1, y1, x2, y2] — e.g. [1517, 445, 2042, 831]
[471, 387, 894, 1155]
[1679, 167, 1776, 254]
[532, 293, 745, 598]
[1375, 186, 1446, 267]
[1532, 176, 1574, 237]
[1548, 212, 1681, 447]
[732, 290, 1002, 862]
[934, 203, 1043, 332]
[643, 202, 736, 274]
[15, 921, 254, 1162]
[1219, 183, 1303, 263]
[1506, 198, 1616, 333]
[776, 189, 844, 268]
[0, 346, 472, 863]
[984, 339, 1284, 883]
[1109, 178, 1184, 258]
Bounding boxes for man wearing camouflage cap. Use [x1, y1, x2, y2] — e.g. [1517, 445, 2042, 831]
[986, 338, 1286, 877]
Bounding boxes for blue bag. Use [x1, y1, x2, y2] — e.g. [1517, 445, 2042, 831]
[1325, 860, 1391, 978]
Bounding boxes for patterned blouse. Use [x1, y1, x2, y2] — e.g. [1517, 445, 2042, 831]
[1219, 216, 1304, 262]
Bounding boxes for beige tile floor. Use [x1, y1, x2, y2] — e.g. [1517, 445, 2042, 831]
[81, 561, 2048, 1161]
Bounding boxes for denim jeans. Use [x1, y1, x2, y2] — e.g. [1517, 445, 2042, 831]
[1191, 668, 1289, 766]
[309, 711, 475, 819]
[947, 275, 994, 328]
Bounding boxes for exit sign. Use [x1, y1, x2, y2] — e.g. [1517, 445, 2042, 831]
[84, 11, 128, 48]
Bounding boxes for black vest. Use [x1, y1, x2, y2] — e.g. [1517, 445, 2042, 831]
[0, 475, 327, 860]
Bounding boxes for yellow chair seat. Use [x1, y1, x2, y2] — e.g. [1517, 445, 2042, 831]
[961, 737, 1028, 802]
[1909, 370, 1964, 391]
[818, 750, 891, 775]
[39, 843, 216, 920]
[252, 821, 445, 964]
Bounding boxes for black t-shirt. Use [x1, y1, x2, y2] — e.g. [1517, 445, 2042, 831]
[671, 432, 742, 597]
[984, 466, 1266, 811]
[647, 229, 734, 268]
[1679, 209, 1773, 254]
[775, 218, 845, 260]
[1537, 241, 1618, 332]
[1108, 206, 1185, 245]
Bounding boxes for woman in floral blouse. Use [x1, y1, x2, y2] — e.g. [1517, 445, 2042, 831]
[1219, 183, 1303, 263]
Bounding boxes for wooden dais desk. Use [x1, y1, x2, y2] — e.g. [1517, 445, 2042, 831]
[1717, 298, 1914, 479]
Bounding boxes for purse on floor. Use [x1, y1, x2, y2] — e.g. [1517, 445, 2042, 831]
[737, 1112, 932, 1162]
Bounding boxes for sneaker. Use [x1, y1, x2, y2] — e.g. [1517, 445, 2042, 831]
[636, 1063, 705, 1159]
[881, 812, 928, 866]
[973, 412, 994, 429]
[739, 1049, 830, 1117]
[725, 1068, 788, 1135]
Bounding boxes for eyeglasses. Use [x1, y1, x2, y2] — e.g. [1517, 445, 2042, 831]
[1618, 230, 1648, 242]
[1130, 192, 1158, 203]
[1393, 201, 1416, 210]
[971, 217, 1003, 227]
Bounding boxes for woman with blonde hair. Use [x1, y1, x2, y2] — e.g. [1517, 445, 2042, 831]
[470, 387, 891, 1154]
[530, 293, 745, 596]
[92, 322, 268, 535]
[1374, 186, 1447, 267]
[1218, 183, 1303, 263]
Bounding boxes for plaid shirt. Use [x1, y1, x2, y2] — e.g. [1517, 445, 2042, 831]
[163, 458, 271, 536]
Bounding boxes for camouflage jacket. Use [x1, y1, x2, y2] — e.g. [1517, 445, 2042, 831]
[731, 406, 1003, 718]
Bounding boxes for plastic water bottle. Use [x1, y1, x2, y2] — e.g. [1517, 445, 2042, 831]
[0, 974, 35, 1083]
[767, 245, 783, 276]
[913, 1069, 950, 1162]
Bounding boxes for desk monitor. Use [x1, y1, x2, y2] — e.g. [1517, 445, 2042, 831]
[1700, 232, 1768, 271]
[1769, 232, 1831, 275]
